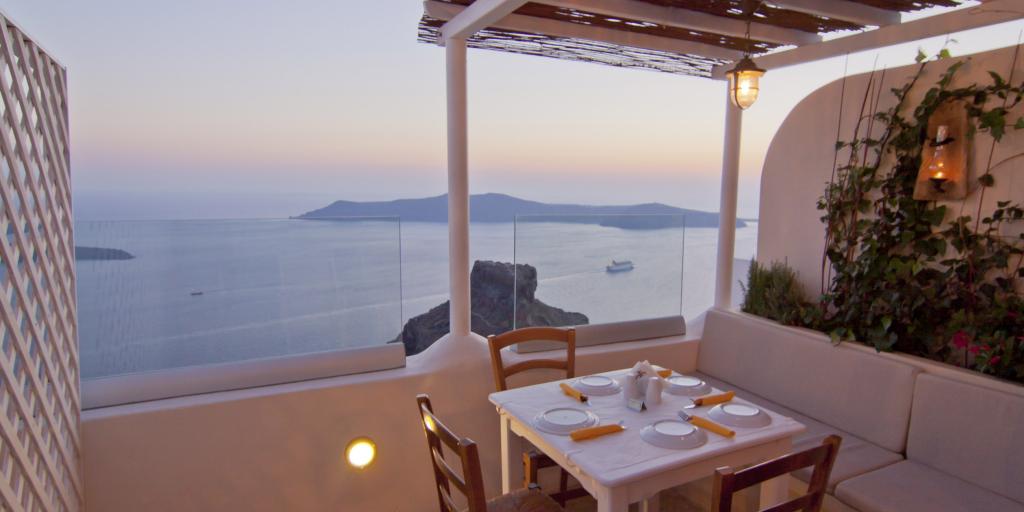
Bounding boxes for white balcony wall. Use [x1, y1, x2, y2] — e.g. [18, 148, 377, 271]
[81, 325, 701, 511]
[0, 11, 83, 512]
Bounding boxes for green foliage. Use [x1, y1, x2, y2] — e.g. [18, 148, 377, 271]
[758, 49, 1024, 384]
[741, 261, 817, 327]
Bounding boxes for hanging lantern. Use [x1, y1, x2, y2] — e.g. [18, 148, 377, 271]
[726, 55, 765, 110]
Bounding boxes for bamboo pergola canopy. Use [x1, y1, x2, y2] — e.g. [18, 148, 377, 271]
[418, 0, 972, 77]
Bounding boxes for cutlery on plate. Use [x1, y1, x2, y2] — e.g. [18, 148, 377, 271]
[683, 390, 735, 408]
[678, 411, 735, 438]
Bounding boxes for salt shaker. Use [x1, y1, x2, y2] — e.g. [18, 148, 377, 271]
[644, 376, 663, 406]
[622, 373, 639, 404]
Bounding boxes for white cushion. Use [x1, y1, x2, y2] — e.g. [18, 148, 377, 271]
[697, 309, 918, 452]
[698, 373, 902, 491]
[835, 461, 1024, 512]
[907, 374, 1024, 503]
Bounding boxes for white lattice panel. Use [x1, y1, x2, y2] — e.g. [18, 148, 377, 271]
[0, 13, 81, 512]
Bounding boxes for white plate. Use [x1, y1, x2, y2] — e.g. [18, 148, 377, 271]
[573, 375, 622, 396]
[707, 403, 772, 428]
[664, 375, 712, 397]
[641, 420, 708, 449]
[532, 407, 600, 435]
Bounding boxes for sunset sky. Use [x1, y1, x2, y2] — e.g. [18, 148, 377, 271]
[1, 1, 1021, 219]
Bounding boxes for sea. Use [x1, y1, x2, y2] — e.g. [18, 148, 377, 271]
[74, 219, 758, 379]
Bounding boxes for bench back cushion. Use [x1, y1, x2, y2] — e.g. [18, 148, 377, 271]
[908, 374, 1024, 503]
[698, 309, 918, 452]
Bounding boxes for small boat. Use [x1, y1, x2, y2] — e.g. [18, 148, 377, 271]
[606, 260, 634, 273]
[190, 291, 204, 297]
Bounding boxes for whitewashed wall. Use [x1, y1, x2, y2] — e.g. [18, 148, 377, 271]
[81, 323, 700, 511]
[0, 12, 82, 512]
[759, 45, 1024, 296]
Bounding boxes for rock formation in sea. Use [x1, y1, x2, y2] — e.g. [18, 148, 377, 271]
[74, 246, 135, 261]
[391, 260, 588, 355]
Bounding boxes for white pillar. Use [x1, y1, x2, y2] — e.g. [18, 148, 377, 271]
[446, 38, 471, 336]
[714, 87, 743, 309]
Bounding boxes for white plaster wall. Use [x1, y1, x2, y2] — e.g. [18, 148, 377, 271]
[759, 45, 1024, 296]
[81, 326, 702, 511]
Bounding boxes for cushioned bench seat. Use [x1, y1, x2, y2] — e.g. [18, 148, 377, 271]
[698, 373, 903, 491]
[835, 461, 1024, 512]
[696, 309, 920, 493]
[834, 373, 1024, 512]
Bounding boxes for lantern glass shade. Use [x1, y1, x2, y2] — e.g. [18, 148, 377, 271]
[727, 56, 765, 110]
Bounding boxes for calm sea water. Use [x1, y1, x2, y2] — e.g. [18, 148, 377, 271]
[75, 219, 757, 379]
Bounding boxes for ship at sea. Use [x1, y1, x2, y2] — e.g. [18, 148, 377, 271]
[606, 260, 634, 273]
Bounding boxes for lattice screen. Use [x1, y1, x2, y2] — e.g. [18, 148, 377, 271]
[0, 13, 82, 512]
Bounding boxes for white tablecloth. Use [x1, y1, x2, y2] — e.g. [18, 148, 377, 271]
[489, 369, 805, 488]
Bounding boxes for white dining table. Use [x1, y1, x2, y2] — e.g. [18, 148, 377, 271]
[489, 369, 806, 512]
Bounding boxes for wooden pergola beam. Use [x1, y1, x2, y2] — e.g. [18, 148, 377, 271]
[769, 0, 901, 28]
[439, 0, 529, 42]
[425, 0, 745, 61]
[711, 0, 1024, 78]
[534, 0, 822, 46]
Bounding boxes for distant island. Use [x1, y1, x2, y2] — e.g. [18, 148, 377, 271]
[75, 246, 134, 261]
[297, 193, 745, 229]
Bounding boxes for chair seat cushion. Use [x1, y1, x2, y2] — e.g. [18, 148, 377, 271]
[834, 461, 1024, 512]
[481, 488, 565, 512]
[697, 373, 902, 491]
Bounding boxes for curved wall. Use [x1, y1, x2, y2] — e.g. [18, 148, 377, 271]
[758, 45, 1024, 296]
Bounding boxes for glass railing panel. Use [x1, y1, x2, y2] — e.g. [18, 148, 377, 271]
[512, 214, 686, 330]
[75, 217, 402, 380]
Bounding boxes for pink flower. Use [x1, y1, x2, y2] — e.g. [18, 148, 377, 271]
[968, 344, 981, 355]
[951, 331, 971, 349]
[989, 356, 1001, 365]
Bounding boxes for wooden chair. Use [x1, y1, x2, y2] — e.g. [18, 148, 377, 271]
[416, 394, 564, 512]
[487, 327, 587, 506]
[712, 435, 842, 512]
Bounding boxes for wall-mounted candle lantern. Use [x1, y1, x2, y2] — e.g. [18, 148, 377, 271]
[914, 101, 969, 200]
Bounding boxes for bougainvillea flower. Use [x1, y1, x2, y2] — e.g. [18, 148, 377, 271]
[951, 330, 971, 349]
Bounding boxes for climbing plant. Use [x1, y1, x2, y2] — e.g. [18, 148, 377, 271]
[743, 48, 1024, 383]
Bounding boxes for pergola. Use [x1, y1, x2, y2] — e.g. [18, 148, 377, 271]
[419, 0, 1023, 353]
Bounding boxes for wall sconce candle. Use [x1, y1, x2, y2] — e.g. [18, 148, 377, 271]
[346, 437, 377, 469]
[913, 102, 969, 201]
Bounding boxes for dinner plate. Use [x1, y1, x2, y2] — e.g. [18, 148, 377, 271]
[532, 407, 600, 435]
[707, 403, 772, 428]
[572, 375, 622, 396]
[641, 420, 708, 449]
[664, 375, 712, 397]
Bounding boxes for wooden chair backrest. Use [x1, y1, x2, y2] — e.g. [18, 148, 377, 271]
[416, 394, 488, 512]
[487, 327, 576, 392]
[712, 435, 842, 512]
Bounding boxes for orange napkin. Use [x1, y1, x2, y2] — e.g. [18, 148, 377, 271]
[692, 391, 735, 407]
[656, 369, 674, 379]
[686, 416, 736, 438]
[570, 424, 624, 441]
[559, 382, 588, 403]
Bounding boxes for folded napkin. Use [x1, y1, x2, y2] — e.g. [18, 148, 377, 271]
[570, 424, 624, 441]
[687, 415, 735, 438]
[692, 390, 735, 407]
[559, 382, 588, 403]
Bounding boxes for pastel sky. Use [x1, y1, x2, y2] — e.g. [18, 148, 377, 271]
[1, 1, 1021, 219]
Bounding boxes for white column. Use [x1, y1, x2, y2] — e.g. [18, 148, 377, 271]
[714, 88, 743, 309]
[446, 38, 471, 336]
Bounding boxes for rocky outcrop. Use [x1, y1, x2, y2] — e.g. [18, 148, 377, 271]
[392, 260, 588, 355]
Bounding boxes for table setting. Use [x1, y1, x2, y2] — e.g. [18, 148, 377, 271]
[489, 360, 805, 510]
